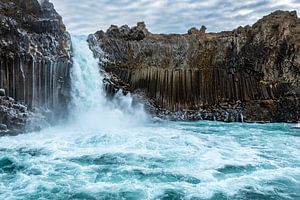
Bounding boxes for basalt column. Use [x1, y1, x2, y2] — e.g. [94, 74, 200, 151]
[0, 0, 72, 133]
[89, 11, 300, 122]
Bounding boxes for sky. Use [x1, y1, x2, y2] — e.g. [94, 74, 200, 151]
[50, 0, 300, 35]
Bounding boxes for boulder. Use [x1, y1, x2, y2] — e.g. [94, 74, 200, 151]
[188, 27, 198, 35]
[0, 124, 7, 130]
[199, 25, 207, 34]
[0, 89, 5, 97]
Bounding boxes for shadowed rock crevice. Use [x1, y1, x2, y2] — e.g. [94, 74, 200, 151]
[89, 11, 300, 122]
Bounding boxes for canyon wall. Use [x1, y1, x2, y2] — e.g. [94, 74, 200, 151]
[89, 10, 300, 122]
[0, 0, 71, 134]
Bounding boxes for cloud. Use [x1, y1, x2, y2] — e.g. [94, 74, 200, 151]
[50, 0, 300, 35]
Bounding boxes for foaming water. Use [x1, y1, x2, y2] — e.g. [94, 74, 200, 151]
[69, 35, 148, 131]
[0, 36, 299, 200]
[0, 122, 299, 199]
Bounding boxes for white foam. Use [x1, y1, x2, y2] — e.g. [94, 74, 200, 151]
[293, 123, 300, 128]
[0, 35, 299, 200]
[68, 35, 148, 131]
[37, 0, 45, 5]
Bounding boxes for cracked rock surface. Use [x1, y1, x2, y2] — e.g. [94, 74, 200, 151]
[89, 11, 300, 122]
[0, 0, 72, 134]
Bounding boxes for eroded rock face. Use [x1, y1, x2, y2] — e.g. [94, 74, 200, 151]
[89, 10, 300, 122]
[0, 96, 30, 135]
[0, 0, 72, 133]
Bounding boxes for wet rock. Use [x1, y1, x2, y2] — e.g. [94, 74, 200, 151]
[0, 96, 30, 134]
[0, 89, 5, 97]
[89, 10, 300, 123]
[0, 124, 7, 130]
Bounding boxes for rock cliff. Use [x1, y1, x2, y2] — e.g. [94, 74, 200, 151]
[89, 10, 300, 122]
[0, 0, 72, 134]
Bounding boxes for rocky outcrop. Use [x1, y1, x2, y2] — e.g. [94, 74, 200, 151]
[89, 10, 300, 122]
[0, 0, 72, 133]
[0, 95, 30, 136]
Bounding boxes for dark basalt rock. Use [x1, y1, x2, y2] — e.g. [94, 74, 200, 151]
[89, 10, 300, 122]
[0, 88, 5, 96]
[0, 0, 72, 134]
[0, 96, 31, 135]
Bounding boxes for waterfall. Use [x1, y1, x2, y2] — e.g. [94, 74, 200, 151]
[69, 35, 148, 130]
[240, 113, 244, 123]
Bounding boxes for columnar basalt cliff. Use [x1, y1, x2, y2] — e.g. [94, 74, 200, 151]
[89, 11, 300, 122]
[0, 0, 71, 134]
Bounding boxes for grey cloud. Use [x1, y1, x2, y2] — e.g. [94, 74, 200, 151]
[50, 0, 300, 35]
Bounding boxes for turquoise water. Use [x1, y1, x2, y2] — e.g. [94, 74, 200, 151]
[1, 36, 299, 200]
[0, 121, 299, 200]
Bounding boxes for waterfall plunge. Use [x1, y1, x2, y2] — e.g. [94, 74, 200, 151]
[69, 35, 148, 131]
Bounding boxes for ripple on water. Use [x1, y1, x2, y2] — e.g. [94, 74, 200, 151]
[232, 185, 300, 200]
[0, 122, 299, 200]
[94, 168, 201, 185]
[69, 190, 146, 200]
[69, 153, 174, 168]
[0, 156, 23, 174]
[16, 147, 50, 157]
[154, 189, 185, 200]
[217, 164, 257, 174]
